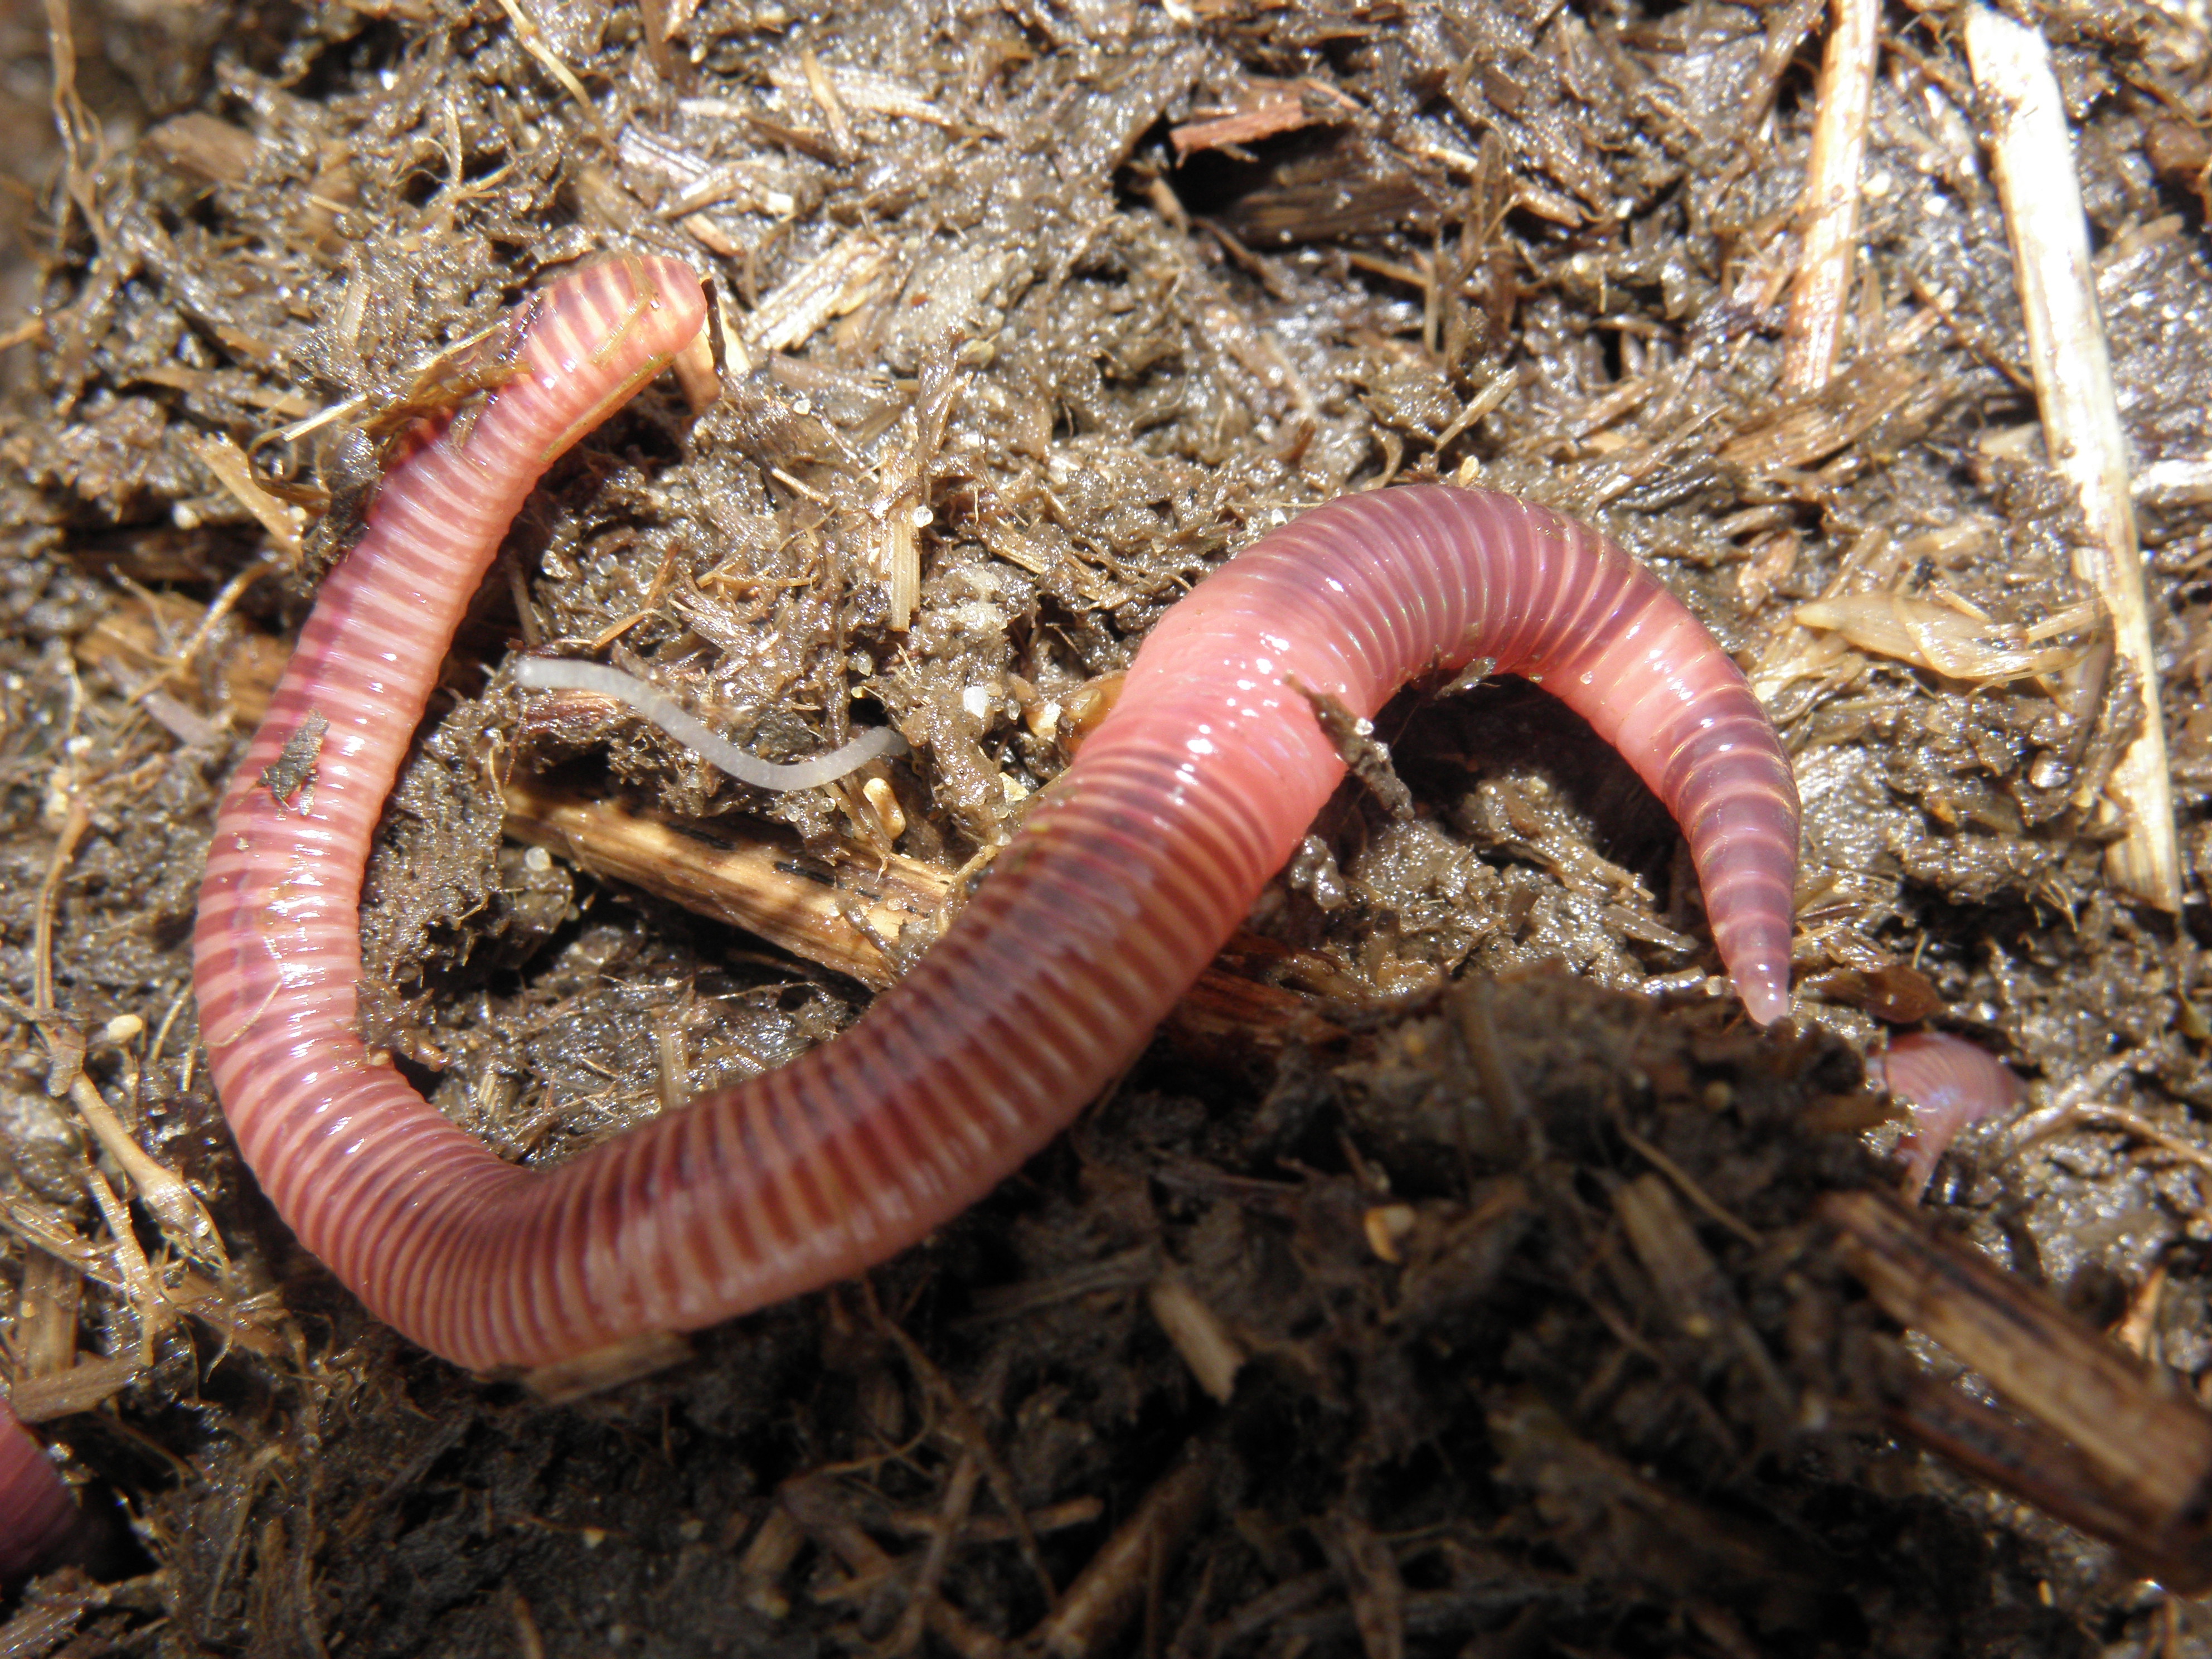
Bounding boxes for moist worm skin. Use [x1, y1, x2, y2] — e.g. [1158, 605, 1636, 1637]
[182, 259, 1799, 1376]
[0, 1398, 74, 1582]
[1873, 1031, 2025, 1192]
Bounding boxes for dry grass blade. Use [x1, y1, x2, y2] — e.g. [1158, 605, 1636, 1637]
[1781, 0, 1881, 395]
[491, 0, 605, 141]
[1962, 6, 2180, 911]
[42, 0, 105, 253]
[182, 435, 306, 564]
[67, 1076, 227, 1273]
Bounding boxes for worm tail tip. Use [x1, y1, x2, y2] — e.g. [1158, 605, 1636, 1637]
[1738, 972, 1792, 1027]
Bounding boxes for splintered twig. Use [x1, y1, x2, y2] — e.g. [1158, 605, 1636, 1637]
[1781, 0, 1881, 395]
[502, 775, 949, 991]
[498, 776, 1326, 1049]
[1963, 7, 2180, 911]
[1823, 1189, 2212, 1590]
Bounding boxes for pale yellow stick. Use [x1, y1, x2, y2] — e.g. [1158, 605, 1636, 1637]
[1782, 0, 1881, 395]
[1964, 6, 2179, 911]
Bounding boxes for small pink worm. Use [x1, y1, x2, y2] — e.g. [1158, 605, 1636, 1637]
[173, 253, 1798, 1382]
[0, 1398, 75, 1583]
[1871, 1031, 2026, 1194]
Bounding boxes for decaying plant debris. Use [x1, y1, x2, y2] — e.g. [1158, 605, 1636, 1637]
[5, 0, 2212, 1652]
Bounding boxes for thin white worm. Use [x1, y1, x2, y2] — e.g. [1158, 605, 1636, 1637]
[513, 656, 908, 789]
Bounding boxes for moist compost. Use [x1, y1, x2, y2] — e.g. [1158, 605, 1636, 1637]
[3, 0, 2212, 1654]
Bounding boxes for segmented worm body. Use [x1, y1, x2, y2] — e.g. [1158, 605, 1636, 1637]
[0, 1399, 74, 1582]
[3, 260, 1800, 1575]
[1871, 1031, 2025, 1192]
[511, 656, 908, 787]
[182, 260, 1798, 1376]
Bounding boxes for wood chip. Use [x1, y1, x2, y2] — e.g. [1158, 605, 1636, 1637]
[1170, 77, 1357, 160]
[746, 234, 890, 356]
[1824, 1186, 2212, 1590]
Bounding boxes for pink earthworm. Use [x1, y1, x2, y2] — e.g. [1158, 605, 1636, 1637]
[1872, 1031, 2026, 1194]
[168, 252, 1800, 1385]
[0, 1398, 75, 1583]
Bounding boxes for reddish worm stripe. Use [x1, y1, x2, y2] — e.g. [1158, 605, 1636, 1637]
[184, 252, 1792, 1367]
[5, 253, 1803, 1575]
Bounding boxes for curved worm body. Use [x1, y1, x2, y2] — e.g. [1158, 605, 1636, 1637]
[511, 656, 908, 787]
[0, 1399, 74, 1584]
[185, 255, 1799, 1376]
[1871, 1031, 2025, 1193]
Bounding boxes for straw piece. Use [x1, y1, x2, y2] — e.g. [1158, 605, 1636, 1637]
[1963, 6, 2180, 911]
[1781, 0, 1881, 396]
[183, 433, 305, 561]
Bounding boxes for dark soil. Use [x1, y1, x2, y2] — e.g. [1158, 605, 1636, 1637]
[4, 0, 2212, 1654]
